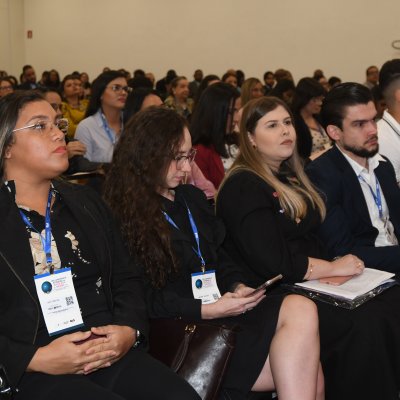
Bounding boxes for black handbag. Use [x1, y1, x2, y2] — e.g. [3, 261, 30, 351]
[149, 318, 238, 400]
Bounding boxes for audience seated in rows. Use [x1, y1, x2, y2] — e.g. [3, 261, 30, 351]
[0, 91, 199, 400]
[104, 106, 324, 400]
[217, 95, 400, 400]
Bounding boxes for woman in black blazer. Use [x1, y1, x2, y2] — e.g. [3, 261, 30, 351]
[0, 91, 199, 400]
[216, 96, 400, 400]
[104, 106, 324, 400]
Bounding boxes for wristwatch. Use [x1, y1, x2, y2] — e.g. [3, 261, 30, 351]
[133, 329, 141, 348]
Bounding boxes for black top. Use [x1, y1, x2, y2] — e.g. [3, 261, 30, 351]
[0, 180, 147, 387]
[217, 169, 400, 400]
[216, 170, 325, 286]
[17, 189, 112, 345]
[146, 184, 286, 396]
[306, 145, 400, 272]
[145, 184, 244, 320]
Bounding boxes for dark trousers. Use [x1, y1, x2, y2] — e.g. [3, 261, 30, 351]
[15, 349, 200, 400]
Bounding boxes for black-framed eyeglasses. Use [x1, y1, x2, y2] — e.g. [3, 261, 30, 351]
[12, 118, 69, 135]
[173, 148, 197, 169]
[107, 84, 132, 94]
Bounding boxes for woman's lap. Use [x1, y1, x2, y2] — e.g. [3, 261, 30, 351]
[15, 349, 200, 400]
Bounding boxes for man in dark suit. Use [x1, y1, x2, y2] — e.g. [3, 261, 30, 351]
[306, 82, 400, 272]
[18, 65, 39, 90]
[188, 69, 203, 99]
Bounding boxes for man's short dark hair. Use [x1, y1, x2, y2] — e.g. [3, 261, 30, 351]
[320, 82, 373, 130]
[22, 65, 33, 74]
[366, 65, 378, 75]
[379, 59, 400, 98]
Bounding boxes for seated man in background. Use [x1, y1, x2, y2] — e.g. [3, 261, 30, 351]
[363, 65, 379, 89]
[306, 82, 400, 271]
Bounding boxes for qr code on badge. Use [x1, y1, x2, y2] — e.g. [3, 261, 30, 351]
[66, 296, 74, 306]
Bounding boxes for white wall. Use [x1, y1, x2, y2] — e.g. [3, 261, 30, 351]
[2, 0, 400, 83]
[0, 0, 24, 76]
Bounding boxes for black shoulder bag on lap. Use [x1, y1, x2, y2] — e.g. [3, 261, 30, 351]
[149, 318, 238, 400]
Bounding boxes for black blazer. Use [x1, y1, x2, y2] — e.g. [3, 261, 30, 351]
[145, 185, 244, 320]
[306, 146, 400, 271]
[216, 170, 324, 286]
[0, 180, 147, 387]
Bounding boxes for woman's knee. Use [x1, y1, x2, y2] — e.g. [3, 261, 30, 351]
[278, 294, 319, 331]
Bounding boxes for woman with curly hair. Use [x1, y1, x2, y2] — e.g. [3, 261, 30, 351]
[104, 106, 324, 400]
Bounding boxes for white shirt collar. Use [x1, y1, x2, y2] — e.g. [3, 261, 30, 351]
[336, 144, 386, 175]
[382, 109, 400, 128]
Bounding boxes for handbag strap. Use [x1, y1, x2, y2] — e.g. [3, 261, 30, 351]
[171, 324, 197, 372]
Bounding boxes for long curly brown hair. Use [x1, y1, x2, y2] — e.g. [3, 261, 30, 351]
[104, 107, 186, 288]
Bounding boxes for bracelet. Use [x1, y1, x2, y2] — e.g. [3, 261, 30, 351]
[305, 263, 314, 280]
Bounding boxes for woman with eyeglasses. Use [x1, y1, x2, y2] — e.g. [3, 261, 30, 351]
[60, 74, 89, 139]
[0, 77, 15, 98]
[104, 106, 324, 400]
[75, 71, 131, 163]
[0, 91, 200, 400]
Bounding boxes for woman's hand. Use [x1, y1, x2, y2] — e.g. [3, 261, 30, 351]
[306, 255, 365, 280]
[27, 330, 117, 375]
[331, 254, 365, 276]
[67, 141, 86, 158]
[201, 289, 266, 319]
[233, 283, 258, 298]
[83, 325, 136, 374]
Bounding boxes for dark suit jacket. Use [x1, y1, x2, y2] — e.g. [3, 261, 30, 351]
[306, 145, 400, 271]
[18, 82, 39, 90]
[0, 180, 147, 387]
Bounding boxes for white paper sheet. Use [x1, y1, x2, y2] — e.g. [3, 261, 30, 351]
[295, 268, 395, 300]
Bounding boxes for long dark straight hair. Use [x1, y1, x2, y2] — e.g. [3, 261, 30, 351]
[190, 82, 239, 158]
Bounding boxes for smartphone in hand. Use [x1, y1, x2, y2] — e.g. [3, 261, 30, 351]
[245, 274, 283, 297]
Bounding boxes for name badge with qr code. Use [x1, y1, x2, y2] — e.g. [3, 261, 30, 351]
[34, 267, 84, 336]
[191, 270, 221, 304]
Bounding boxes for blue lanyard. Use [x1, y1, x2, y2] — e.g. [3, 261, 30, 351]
[358, 174, 383, 219]
[100, 111, 123, 145]
[162, 204, 206, 272]
[19, 190, 55, 273]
